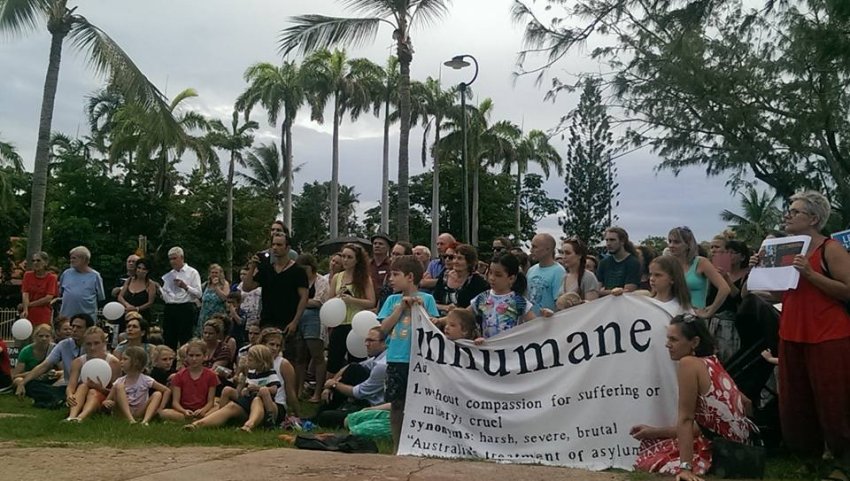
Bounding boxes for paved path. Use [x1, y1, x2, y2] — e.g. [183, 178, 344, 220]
[1, 444, 629, 481]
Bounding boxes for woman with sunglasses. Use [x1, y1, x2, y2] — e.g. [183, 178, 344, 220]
[749, 191, 850, 481]
[22, 252, 58, 326]
[667, 226, 729, 320]
[433, 244, 488, 315]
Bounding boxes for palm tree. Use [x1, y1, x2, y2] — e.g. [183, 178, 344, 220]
[720, 186, 783, 247]
[240, 142, 287, 212]
[301, 49, 382, 239]
[0, 0, 178, 257]
[377, 56, 400, 234]
[440, 98, 516, 246]
[414, 77, 458, 252]
[206, 111, 258, 278]
[236, 61, 305, 231]
[278, 0, 452, 241]
[496, 129, 562, 238]
[109, 88, 213, 197]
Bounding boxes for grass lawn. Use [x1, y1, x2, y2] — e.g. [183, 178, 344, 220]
[0, 394, 827, 480]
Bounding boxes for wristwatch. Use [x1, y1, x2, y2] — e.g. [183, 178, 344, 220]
[679, 461, 693, 471]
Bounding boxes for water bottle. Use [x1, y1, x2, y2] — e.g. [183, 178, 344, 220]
[214, 365, 232, 378]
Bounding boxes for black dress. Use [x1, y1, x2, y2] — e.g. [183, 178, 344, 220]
[432, 272, 489, 314]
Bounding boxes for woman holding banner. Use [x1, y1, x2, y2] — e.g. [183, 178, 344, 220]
[630, 315, 753, 480]
[752, 191, 850, 481]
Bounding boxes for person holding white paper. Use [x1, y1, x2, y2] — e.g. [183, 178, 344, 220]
[749, 191, 850, 481]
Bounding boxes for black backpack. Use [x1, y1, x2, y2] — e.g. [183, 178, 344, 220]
[294, 433, 378, 453]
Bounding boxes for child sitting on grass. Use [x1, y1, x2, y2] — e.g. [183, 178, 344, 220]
[185, 344, 281, 432]
[103, 346, 168, 425]
[65, 327, 121, 422]
[159, 340, 219, 423]
[149, 345, 176, 386]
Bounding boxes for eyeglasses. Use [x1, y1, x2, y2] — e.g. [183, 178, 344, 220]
[677, 226, 692, 233]
[492, 246, 505, 252]
[785, 209, 810, 218]
[364, 338, 381, 343]
[31, 258, 43, 263]
[442, 254, 456, 260]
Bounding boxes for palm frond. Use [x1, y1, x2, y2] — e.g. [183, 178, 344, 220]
[68, 16, 177, 133]
[410, 0, 452, 28]
[0, 0, 49, 37]
[278, 15, 387, 56]
[0, 136, 23, 170]
[340, 0, 397, 18]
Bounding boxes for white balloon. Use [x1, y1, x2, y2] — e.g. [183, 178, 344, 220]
[351, 310, 380, 338]
[80, 358, 112, 386]
[346, 330, 368, 359]
[320, 298, 346, 328]
[102, 302, 125, 321]
[11, 318, 33, 340]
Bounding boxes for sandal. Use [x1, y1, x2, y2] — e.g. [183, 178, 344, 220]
[239, 424, 253, 433]
[183, 423, 198, 431]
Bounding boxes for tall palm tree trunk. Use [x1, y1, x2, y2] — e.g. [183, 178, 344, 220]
[472, 162, 479, 247]
[226, 151, 235, 280]
[381, 94, 390, 233]
[330, 100, 340, 238]
[515, 167, 522, 239]
[396, 33, 412, 242]
[430, 122, 441, 254]
[27, 29, 68, 258]
[283, 119, 293, 229]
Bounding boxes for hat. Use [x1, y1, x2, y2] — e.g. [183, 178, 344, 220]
[370, 233, 394, 245]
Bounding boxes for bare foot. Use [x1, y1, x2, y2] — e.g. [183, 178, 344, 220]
[183, 423, 198, 431]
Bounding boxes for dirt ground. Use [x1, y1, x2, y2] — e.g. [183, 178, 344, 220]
[0, 443, 631, 481]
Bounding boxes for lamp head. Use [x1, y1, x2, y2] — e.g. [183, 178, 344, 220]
[444, 55, 470, 70]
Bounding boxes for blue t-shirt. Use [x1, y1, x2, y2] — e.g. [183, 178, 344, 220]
[526, 262, 565, 315]
[46, 337, 84, 383]
[377, 292, 439, 363]
[59, 268, 105, 319]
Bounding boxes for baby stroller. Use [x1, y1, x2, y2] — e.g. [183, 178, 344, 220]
[724, 294, 781, 450]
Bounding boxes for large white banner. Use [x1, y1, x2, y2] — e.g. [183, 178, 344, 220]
[399, 294, 678, 470]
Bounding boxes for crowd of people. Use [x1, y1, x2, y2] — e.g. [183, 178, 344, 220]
[1, 191, 850, 481]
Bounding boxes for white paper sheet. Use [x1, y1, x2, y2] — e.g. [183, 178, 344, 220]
[747, 235, 811, 291]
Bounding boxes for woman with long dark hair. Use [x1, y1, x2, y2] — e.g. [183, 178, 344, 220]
[117, 258, 157, 332]
[631, 315, 753, 480]
[558, 239, 599, 303]
[327, 244, 376, 375]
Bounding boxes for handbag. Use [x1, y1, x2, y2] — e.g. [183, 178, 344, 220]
[709, 431, 766, 479]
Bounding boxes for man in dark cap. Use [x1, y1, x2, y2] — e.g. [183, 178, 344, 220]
[369, 233, 393, 303]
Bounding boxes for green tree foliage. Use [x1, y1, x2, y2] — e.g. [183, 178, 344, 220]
[362, 182, 431, 245]
[290, 181, 362, 253]
[512, 0, 850, 225]
[720, 186, 783, 247]
[640, 236, 669, 256]
[560, 78, 618, 246]
[520, 173, 562, 242]
[0, 0, 181, 257]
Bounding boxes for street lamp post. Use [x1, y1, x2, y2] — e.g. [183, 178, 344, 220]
[444, 54, 478, 244]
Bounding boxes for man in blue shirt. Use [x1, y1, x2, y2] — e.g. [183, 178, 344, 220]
[527, 233, 566, 315]
[315, 327, 388, 427]
[58, 246, 105, 320]
[15, 313, 95, 408]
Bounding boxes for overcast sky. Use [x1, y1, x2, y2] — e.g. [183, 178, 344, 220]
[0, 0, 747, 244]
